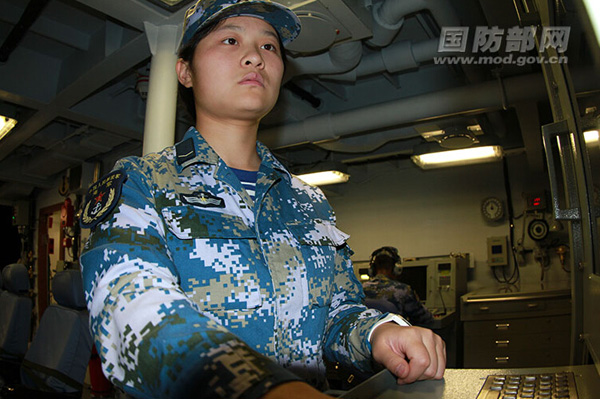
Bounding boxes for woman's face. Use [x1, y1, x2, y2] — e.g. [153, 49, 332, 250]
[178, 16, 285, 124]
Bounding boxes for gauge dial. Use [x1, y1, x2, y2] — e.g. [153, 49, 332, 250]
[482, 197, 504, 222]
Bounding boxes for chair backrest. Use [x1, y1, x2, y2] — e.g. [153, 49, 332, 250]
[364, 297, 399, 314]
[0, 264, 32, 361]
[20, 269, 92, 393]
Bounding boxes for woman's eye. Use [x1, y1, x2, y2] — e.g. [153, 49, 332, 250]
[223, 37, 237, 45]
[262, 43, 278, 52]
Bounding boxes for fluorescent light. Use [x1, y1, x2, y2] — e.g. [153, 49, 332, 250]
[296, 170, 350, 186]
[411, 145, 504, 169]
[583, 0, 600, 47]
[584, 129, 599, 143]
[0, 116, 17, 141]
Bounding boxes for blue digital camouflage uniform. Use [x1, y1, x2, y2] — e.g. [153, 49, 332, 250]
[80, 126, 388, 399]
[362, 275, 434, 327]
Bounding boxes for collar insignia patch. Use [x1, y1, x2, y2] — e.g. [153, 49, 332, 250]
[181, 191, 225, 208]
[80, 170, 126, 229]
[176, 138, 196, 165]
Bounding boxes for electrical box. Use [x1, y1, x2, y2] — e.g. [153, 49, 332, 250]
[524, 191, 547, 211]
[487, 236, 508, 267]
[12, 200, 29, 226]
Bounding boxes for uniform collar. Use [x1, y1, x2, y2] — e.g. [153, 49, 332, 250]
[256, 138, 291, 182]
[175, 126, 292, 182]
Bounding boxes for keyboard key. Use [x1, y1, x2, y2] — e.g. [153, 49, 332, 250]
[476, 372, 578, 399]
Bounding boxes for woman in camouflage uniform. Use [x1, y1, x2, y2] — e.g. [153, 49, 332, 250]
[79, 1, 446, 398]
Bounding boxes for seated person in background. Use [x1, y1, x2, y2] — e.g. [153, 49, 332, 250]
[363, 247, 435, 328]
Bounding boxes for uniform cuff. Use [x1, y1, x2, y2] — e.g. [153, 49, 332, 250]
[367, 313, 412, 342]
[239, 364, 302, 399]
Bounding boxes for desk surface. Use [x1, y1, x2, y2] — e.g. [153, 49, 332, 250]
[339, 365, 600, 399]
[461, 282, 571, 302]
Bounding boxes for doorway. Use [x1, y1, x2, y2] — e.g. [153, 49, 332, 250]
[36, 203, 64, 320]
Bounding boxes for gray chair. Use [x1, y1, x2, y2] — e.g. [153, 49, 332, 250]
[0, 264, 32, 362]
[19, 269, 92, 395]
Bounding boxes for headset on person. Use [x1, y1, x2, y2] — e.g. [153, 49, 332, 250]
[368, 246, 401, 277]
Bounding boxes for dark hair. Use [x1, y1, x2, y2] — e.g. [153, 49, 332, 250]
[370, 246, 400, 265]
[177, 17, 288, 123]
[177, 19, 220, 123]
[372, 255, 396, 271]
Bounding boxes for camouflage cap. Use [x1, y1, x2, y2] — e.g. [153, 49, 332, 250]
[181, 0, 301, 48]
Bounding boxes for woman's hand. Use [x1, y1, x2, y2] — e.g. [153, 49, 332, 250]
[370, 322, 446, 384]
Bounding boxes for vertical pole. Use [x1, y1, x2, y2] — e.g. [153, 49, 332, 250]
[142, 22, 180, 155]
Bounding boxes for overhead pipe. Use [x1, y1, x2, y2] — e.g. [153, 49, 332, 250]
[368, 0, 461, 47]
[259, 69, 600, 150]
[285, 41, 363, 81]
[322, 38, 440, 82]
[286, 0, 459, 82]
[315, 127, 421, 153]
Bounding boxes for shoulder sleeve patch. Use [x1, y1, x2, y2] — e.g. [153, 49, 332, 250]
[80, 170, 127, 229]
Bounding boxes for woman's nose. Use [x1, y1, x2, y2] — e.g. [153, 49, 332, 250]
[243, 47, 264, 68]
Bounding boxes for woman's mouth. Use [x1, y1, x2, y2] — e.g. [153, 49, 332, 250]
[240, 72, 264, 87]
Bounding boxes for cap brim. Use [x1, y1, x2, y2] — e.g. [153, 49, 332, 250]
[182, 1, 301, 48]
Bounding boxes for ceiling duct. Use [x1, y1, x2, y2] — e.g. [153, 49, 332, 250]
[285, 0, 371, 54]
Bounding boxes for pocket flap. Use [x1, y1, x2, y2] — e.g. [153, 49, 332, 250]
[161, 206, 254, 240]
[286, 219, 349, 246]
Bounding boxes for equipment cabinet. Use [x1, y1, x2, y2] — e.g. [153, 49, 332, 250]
[460, 285, 571, 368]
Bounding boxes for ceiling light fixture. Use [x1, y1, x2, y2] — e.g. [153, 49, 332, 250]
[584, 129, 599, 143]
[296, 170, 350, 186]
[582, 106, 600, 144]
[0, 115, 17, 141]
[411, 145, 504, 169]
[582, 0, 600, 48]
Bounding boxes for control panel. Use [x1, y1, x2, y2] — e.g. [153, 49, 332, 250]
[487, 236, 508, 267]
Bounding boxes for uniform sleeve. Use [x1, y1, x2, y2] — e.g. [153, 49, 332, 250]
[292, 183, 387, 374]
[321, 245, 389, 373]
[80, 158, 299, 399]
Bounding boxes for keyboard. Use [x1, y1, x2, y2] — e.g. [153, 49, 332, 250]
[476, 372, 578, 399]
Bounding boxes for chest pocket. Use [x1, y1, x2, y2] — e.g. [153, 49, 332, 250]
[286, 219, 349, 308]
[161, 206, 254, 240]
[161, 206, 262, 316]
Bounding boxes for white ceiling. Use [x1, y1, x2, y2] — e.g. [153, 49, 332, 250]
[0, 0, 598, 202]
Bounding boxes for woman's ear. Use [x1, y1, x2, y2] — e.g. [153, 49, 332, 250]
[176, 59, 193, 88]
